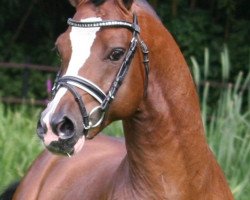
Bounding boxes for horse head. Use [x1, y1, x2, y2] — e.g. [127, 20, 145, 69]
[37, 0, 148, 156]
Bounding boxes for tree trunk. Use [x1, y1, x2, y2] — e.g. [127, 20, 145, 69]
[172, 0, 178, 18]
[190, 0, 196, 10]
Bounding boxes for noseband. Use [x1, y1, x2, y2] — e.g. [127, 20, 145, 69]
[52, 14, 149, 138]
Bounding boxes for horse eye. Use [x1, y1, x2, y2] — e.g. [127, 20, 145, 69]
[108, 48, 125, 61]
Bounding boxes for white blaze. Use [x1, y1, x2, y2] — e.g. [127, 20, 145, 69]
[66, 17, 101, 75]
[42, 17, 101, 126]
[43, 88, 67, 125]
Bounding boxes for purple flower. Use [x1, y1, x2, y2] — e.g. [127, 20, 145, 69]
[46, 78, 52, 94]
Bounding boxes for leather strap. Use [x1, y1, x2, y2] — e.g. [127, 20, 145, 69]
[52, 14, 149, 137]
[67, 18, 140, 33]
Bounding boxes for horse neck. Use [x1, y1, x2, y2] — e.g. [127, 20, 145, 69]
[119, 23, 222, 199]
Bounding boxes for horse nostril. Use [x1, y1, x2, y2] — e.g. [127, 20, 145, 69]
[37, 120, 47, 139]
[54, 117, 75, 140]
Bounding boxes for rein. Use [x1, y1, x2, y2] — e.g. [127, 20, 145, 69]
[52, 14, 150, 138]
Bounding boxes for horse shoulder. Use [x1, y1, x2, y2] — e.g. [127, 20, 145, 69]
[13, 134, 126, 200]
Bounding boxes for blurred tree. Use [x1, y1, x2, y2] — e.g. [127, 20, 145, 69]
[148, 0, 158, 8]
[0, 0, 249, 99]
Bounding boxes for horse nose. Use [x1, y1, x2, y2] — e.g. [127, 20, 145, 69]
[50, 114, 76, 140]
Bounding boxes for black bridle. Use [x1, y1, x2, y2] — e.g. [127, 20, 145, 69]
[52, 14, 150, 138]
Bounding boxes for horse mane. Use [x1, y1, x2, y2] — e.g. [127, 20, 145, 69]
[133, 0, 160, 20]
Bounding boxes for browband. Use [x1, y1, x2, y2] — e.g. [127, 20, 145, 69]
[67, 18, 140, 33]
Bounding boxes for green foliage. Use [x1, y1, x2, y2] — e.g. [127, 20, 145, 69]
[0, 0, 74, 99]
[0, 46, 250, 199]
[1, 0, 250, 100]
[0, 105, 43, 191]
[103, 121, 123, 137]
[191, 46, 250, 199]
[0, 104, 122, 193]
[157, 0, 250, 76]
[206, 86, 250, 199]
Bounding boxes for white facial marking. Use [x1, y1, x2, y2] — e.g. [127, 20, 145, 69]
[66, 17, 101, 76]
[42, 17, 102, 130]
[42, 88, 67, 125]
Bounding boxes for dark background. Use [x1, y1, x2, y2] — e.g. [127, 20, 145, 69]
[0, 0, 249, 100]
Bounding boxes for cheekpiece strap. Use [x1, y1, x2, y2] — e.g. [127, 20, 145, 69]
[54, 13, 149, 136]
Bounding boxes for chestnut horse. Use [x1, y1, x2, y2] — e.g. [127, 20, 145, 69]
[12, 0, 233, 199]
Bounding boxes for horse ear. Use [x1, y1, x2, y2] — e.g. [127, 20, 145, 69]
[118, 0, 134, 10]
[68, 0, 81, 7]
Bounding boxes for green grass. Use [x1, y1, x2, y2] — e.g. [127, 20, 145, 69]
[0, 46, 250, 199]
[0, 105, 43, 191]
[191, 46, 250, 199]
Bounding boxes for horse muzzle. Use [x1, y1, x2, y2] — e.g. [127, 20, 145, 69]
[36, 102, 105, 155]
[37, 113, 81, 155]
